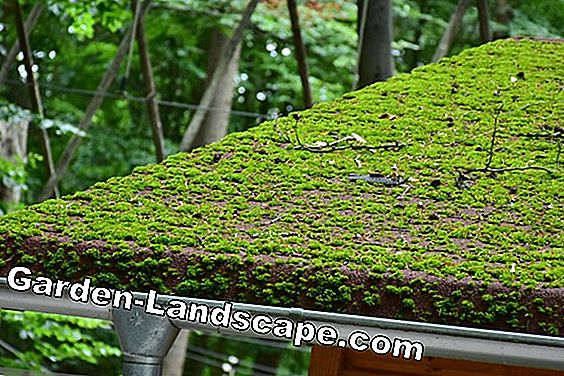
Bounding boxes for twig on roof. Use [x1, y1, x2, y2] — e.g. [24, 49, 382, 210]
[458, 104, 555, 184]
[292, 115, 404, 154]
[466, 166, 554, 175]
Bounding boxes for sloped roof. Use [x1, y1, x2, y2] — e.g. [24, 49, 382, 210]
[1, 39, 563, 336]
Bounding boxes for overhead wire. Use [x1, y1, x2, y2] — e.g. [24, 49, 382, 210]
[1, 78, 270, 119]
[199, 330, 310, 352]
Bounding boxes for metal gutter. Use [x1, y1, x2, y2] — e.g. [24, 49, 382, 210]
[1, 278, 563, 372]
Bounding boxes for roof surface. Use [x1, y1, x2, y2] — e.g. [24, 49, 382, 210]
[1, 39, 563, 336]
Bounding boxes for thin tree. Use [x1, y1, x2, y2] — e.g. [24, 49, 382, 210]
[163, 330, 190, 376]
[476, 0, 492, 43]
[134, 0, 166, 162]
[287, 0, 313, 108]
[39, 0, 152, 201]
[11, 0, 59, 197]
[356, 0, 394, 89]
[432, 0, 471, 62]
[0, 112, 29, 208]
[190, 26, 242, 149]
[493, 0, 512, 39]
[0, 2, 44, 86]
[179, 0, 259, 152]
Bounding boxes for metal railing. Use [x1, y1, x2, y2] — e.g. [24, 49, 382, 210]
[2, 278, 564, 375]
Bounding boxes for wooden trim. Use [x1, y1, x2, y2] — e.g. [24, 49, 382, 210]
[309, 346, 564, 376]
[308, 345, 344, 376]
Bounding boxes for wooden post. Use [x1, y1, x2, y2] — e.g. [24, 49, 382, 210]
[134, 0, 166, 162]
[11, 0, 59, 198]
[309, 347, 564, 376]
[287, 0, 313, 108]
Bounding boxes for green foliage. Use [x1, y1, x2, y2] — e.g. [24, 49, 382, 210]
[186, 331, 310, 376]
[0, 102, 33, 123]
[0, 310, 121, 373]
[47, 0, 131, 40]
[509, 0, 564, 37]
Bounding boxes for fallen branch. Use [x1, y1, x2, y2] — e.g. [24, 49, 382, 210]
[515, 132, 564, 139]
[484, 103, 503, 170]
[456, 104, 555, 186]
[292, 116, 404, 153]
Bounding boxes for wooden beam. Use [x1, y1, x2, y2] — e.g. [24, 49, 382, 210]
[308, 345, 344, 376]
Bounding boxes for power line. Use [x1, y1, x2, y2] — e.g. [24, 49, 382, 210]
[1, 78, 270, 119]
[200, 330, 309, 352]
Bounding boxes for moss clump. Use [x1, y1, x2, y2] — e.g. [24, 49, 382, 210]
[1, 39, 563, 335]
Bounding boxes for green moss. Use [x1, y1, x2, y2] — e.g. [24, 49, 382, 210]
[1, 39, 563, 335]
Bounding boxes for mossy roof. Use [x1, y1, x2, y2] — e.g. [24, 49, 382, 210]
[1, 39, 563, 336]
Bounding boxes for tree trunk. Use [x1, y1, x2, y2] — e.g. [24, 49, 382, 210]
[432, 0, 471, 62]
[135, 0, 166, 162]
[179, 0, 258, 151]
[11, 0, 59, 197]
[493, 0, 512, 39]
[163, 330, 190, 376]
[0, 118, 28, 207]
[287, 0, 313, 108]
[476, 0, 492, 43]
[0, 2, 44, 87]
[356, 0, 394, 89]
[38, 0, 153, 202]
[190, 27, 242, 149]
